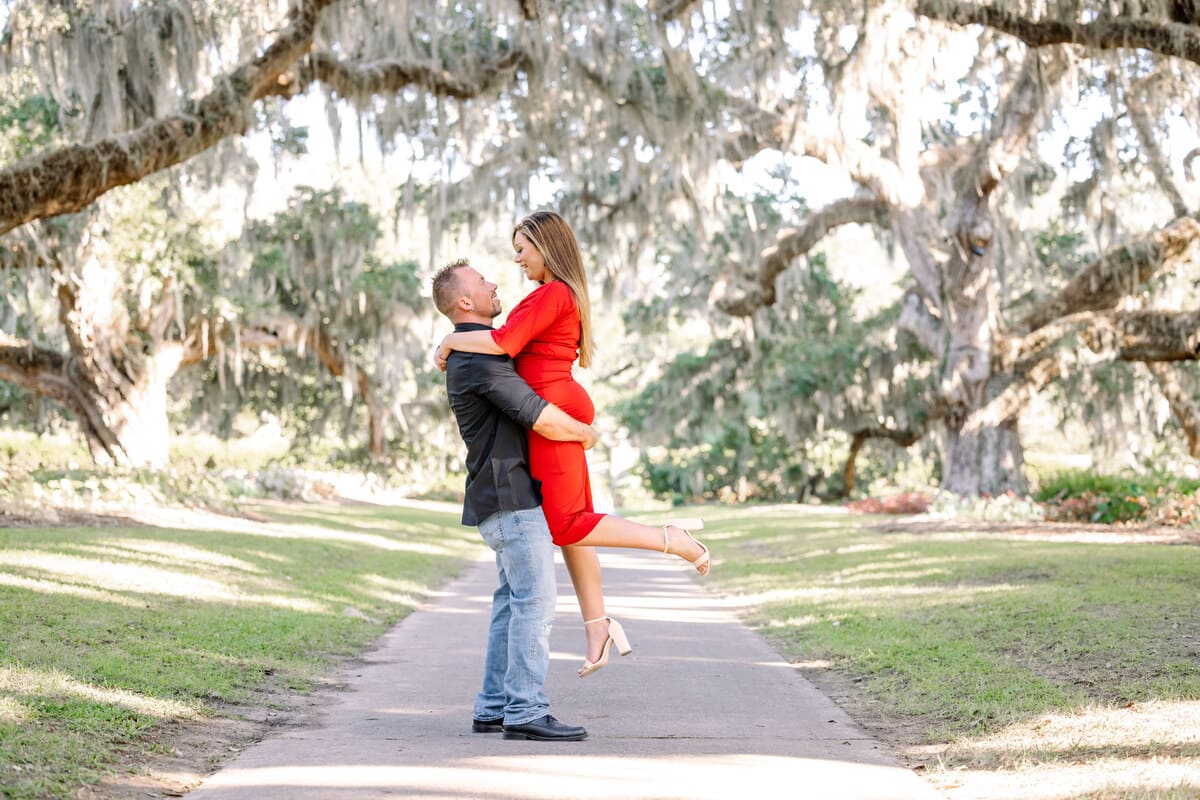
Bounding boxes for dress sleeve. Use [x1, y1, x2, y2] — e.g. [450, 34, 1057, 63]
[491, 282, 570, 358]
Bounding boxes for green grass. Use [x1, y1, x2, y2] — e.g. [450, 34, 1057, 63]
[5, 499, 1198, 797]
[702, 506, 1200, 742]
[0, 501, 477, 799]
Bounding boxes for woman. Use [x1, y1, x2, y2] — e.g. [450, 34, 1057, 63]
[434, 211, 709, 678]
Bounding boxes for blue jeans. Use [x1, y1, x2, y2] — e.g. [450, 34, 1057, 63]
[473, 507, 557, 726]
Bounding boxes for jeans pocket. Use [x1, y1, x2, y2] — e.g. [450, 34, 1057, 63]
[477, 510, 507, 551]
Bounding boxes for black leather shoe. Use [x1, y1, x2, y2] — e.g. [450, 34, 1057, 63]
[502, 714, 588, 741]
[472, 717, 504, 733]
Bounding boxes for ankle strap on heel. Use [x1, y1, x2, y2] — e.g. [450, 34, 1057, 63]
[583, 616, 609, 625]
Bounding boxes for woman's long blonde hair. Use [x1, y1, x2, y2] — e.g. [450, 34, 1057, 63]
[513, 211, 594, 368]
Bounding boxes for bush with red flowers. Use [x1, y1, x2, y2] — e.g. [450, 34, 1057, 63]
[846, 491, 931, 515]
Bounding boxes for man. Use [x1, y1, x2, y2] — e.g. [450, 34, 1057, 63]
[431, 258, 591, 742]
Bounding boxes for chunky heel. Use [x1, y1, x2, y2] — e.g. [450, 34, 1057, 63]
[578, 616, 632, 677]
[607, 618, 632, 656]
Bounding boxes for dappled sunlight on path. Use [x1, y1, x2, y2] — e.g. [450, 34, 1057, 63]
[191, 754, 911, 800]
[188, 548, 941, 800]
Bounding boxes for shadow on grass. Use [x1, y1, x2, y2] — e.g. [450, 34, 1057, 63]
[0, 499, 477, 800]
[706, 505, 1200, 799]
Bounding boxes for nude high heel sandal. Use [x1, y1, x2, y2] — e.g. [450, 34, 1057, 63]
[663, 518, 710, 575]
[578, 617, 632, 678]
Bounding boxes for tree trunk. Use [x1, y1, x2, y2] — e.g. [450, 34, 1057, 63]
[843, 432, 867, 496]
[941, 374, 1028, 495]
[941, 418, 1027, 495]
[0, 261, 189, 468]
[82, 346, 175, 468]
[1146, 361, 1200, 458]
[361, 380, 387, 460]
[0, 336, 177, 468]
[928, 52, 1063, 496]
[120, 345, 182, 467]
[841, 423, 928, 497]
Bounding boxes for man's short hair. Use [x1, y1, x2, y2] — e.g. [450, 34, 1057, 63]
[431, 258, 471, 317]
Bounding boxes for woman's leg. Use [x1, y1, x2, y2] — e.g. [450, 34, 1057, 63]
[560, 545, 609, 665]
[579, 516, 708, 570]
[562, 517, 708, 671]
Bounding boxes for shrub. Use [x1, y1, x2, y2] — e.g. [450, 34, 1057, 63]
[846, 491, 931, 515]
[1037, 469, 1200, 527]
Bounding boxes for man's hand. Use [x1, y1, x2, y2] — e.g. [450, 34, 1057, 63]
[532, 403, 599, 446]
[581, 424, 599, 451]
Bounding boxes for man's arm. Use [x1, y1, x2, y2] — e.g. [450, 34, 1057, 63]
[533, 404, 599, 450]
[472, 355, 598, 448]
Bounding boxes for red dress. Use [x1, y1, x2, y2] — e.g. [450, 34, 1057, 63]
[491, 281, 604, 545]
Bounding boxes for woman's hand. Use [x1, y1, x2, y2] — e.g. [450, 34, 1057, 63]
[433, 339, 452, 372]
[432, 330, 502, 371]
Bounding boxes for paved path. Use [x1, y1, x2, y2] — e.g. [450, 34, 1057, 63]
[187, 548, 942, 799]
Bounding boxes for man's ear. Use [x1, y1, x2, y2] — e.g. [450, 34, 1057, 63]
[455, 295, 472, 312]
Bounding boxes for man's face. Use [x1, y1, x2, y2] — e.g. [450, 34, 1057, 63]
[459, 266, 501, 318]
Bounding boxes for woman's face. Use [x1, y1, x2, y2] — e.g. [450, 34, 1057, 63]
[513, 230, 549, 283]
